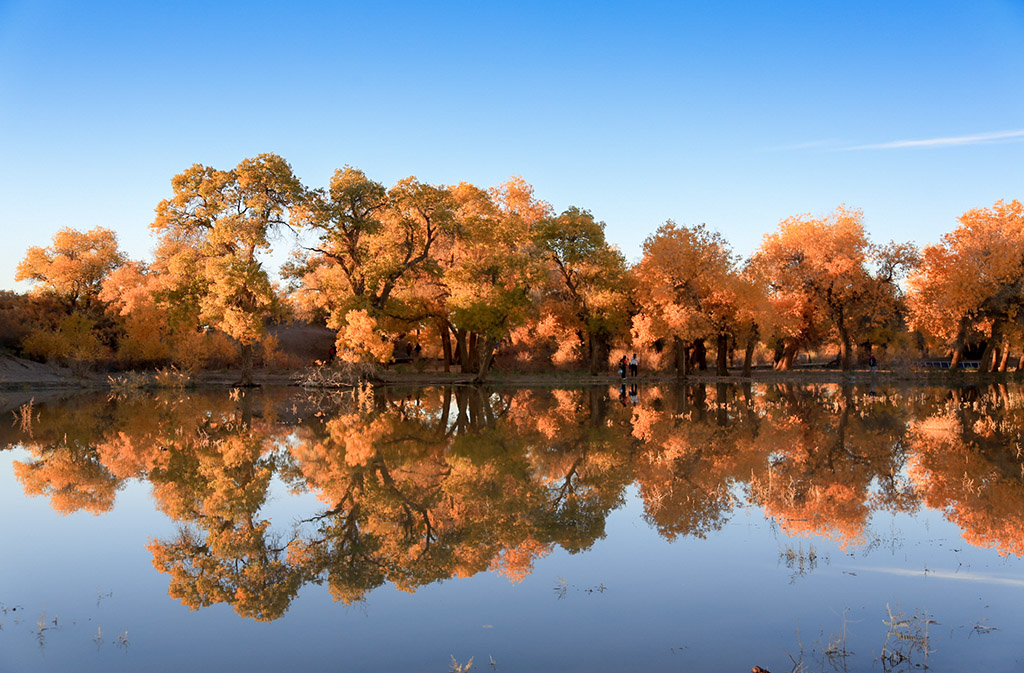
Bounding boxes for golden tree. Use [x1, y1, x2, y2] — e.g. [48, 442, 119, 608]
[15, 226, 126, 366]
[442, 179, 544, 380]
[631, 221, 745, 376]
[907, 200, 1024, 370]
[753, 206, 913, 370]
[151, 154, 303, 384]
[533, 207, 631, 374]
[286, 168, 454, 363]
[16, 226, 125, 311]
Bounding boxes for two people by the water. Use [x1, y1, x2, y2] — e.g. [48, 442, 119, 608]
[618, 354, 640, 379]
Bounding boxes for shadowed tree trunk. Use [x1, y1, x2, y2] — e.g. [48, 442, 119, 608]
[742, 323, 758, 377]
[690, 339, 707, 371]
[715, 333, 730, 377]
[838, 319, 852, 371]
[454, 328, 466, 366]
[979, 320, 1004, 373]
[588, 332, 609, 376]
[237, 342, 256, 386]
[473, 336, 498, 383]
[439, 321, 453, 372]
[673, 336, 689, 378]
[464, 332, 480, 373]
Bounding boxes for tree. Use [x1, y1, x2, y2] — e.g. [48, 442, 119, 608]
[907, 200, 1024, 371]
[14, 226, 125, 367]
[286, 169, 454, 364]
[753, 206, 912, 370]
[534, 207, 631, 374]
[631, 222, 743, 376]
[443, 179, 546, 380]
[16, 226, 125, 311]
[151, 154, 303, 384]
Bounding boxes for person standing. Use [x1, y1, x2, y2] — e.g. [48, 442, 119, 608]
[629, 353, 639, 377]
[618, 356, 627, 380]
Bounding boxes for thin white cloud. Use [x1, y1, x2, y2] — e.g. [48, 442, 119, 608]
[847, 129, 1024, 150]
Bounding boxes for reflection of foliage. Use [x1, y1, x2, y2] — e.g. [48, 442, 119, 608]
[13, 383, 1024, 622]
[909, 386, 1024, 556]
[633, 384, 764, 539]
[12, 398, 123, 515]
[285, 387, 635, 603]
[747, 385, 910, 548]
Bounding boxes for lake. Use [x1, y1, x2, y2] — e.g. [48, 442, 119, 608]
[2, 382, 1023, 672]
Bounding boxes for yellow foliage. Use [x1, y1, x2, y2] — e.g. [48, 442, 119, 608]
[22, 312, 109, 364]
[16, 226, 125, 307]
[333, 309, 394, 363]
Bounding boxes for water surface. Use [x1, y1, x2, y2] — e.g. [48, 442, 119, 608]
[2, 383, 1024, 672]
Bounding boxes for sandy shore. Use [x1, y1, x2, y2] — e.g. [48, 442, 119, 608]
[1, 353, 1014, 392]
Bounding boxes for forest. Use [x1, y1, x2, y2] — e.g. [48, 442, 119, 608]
[4, 152, 1023, 383]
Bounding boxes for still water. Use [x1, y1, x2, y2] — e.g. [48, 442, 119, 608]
[1, 383, 1024, 672]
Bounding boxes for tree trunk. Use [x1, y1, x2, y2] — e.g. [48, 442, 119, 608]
[587, 332, 606, 376]
[237, 342, 256, 386]
[465, 332, 480, 372]
[838, 318, 852, 371]
[775, 340, 798, 371]
[690, 338, 707, 371]
[673, 336, 688, 378]
[439, 322, 453, 373]
[715, 333, 730, 377]
[980, 321, 1004, 373]
[473, 336, 498, 383]
[949, 347, 962, 370]
[948, 321, 967, 372]
[742, 323, 758, 377]
[998, 337, 1011, 372]
[454, 328, 466, 366]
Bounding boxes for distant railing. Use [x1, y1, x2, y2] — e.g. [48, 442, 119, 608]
[920, 360, 980, 369]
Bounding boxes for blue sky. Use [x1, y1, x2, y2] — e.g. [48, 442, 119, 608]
[2, 0, 1023, 290]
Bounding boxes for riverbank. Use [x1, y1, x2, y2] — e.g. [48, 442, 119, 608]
[2, 353, 1019, 392]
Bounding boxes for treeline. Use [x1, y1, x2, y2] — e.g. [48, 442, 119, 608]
[4, 152, 1023, 380]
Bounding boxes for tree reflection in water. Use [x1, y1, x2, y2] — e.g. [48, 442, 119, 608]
[6, 383, 1024, 621]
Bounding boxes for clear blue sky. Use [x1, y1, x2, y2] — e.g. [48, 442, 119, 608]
[2, 0, 1023, 290]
